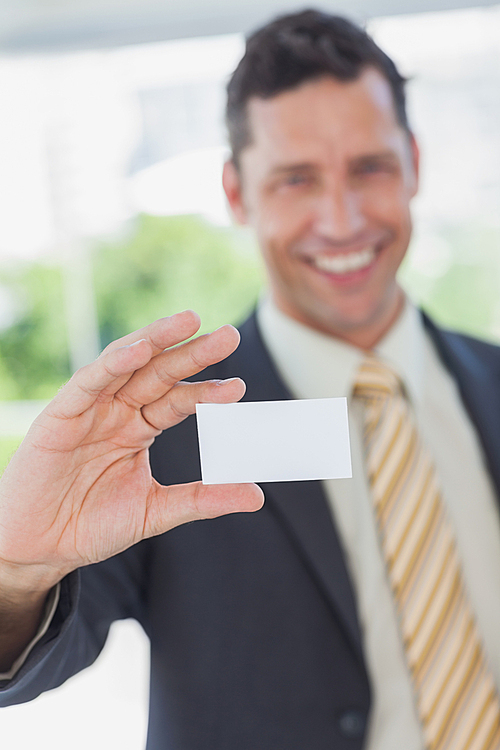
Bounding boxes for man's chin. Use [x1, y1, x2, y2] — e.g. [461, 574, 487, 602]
[295, 294, 405, 347]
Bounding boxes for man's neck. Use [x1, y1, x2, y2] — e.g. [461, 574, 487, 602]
[273, 289, 406, 352]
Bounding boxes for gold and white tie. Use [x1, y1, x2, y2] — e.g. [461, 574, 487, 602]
[353, 356, 500, 750]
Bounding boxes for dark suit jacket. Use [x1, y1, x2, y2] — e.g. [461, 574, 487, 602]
[1, 312, 500, 750]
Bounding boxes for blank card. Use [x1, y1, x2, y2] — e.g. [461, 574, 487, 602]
[196, 398, 352, 485]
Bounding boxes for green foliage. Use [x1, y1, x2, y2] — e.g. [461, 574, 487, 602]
[93, 214, 265, 347]
[0, 262, 71, 399]
[400, 224, 500, 343]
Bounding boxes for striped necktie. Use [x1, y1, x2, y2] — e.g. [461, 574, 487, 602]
[353, 356, 500, 750]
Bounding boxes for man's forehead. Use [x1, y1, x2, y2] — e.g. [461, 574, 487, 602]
[241, 70, 404, 167]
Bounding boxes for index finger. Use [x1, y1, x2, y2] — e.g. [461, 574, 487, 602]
[99, 310, 202, 358]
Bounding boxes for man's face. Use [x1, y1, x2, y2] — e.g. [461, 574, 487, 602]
[223, 68, 419, 348]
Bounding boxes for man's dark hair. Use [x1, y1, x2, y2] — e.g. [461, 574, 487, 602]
[226, 9, 409, 166]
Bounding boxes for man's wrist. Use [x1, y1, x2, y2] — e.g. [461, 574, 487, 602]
[0, 558, 63, 605]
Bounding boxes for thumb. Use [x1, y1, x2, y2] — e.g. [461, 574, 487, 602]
[144, 480, 265, 537]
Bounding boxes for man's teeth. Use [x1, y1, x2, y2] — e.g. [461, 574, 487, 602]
[313, 247, 376, 274]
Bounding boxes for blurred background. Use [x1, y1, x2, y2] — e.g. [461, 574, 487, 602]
[0, 1, 499, 747]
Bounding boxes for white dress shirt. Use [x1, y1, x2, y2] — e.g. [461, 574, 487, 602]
[257, 295, 500, 750]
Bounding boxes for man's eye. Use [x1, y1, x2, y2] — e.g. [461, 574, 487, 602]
[285, 173, 309, 186]
[358, 162, 383, 174]
[356, 161, 396, 175]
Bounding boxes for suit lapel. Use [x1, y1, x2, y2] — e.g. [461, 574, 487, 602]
[423, 313, 500, 500]
[234, 314, 365, 662]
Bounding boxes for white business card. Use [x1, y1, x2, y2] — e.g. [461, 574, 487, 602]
[196, 398, 352, 485]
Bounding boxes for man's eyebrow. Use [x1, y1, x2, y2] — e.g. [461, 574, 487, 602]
[267, 162, 316, 176]
[265, 151, 401, 178]
[268, 151, 400, 172]
[350, 150, 400, 164]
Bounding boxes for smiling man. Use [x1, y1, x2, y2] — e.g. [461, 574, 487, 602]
[2, 9, 500, 750]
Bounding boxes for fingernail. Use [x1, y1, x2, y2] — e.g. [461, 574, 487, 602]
[215, 324, 236, 332]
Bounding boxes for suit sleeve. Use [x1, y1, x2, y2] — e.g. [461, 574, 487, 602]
[0, 539, 151, 707]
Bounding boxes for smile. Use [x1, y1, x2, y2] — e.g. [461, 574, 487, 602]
[311, 246, 377, 275]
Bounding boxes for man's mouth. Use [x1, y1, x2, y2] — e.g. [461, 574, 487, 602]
[311, 246, 377, 275]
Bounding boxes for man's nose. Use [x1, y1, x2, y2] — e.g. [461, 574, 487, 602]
[313, 184, 365, 241]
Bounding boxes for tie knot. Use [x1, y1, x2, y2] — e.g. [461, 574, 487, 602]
[352, 356, 405, 402]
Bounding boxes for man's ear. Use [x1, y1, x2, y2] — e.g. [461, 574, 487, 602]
[408, 132, 420, 197]
[222, 160, 248, 225]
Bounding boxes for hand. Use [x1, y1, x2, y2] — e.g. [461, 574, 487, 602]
[0, 311, 264, 593]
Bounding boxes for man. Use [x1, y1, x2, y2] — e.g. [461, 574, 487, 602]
[1, 9, 500, 750]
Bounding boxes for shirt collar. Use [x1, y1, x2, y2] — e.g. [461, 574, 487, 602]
[375, 300, 425, 407]
[256, 295, 425, 405]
